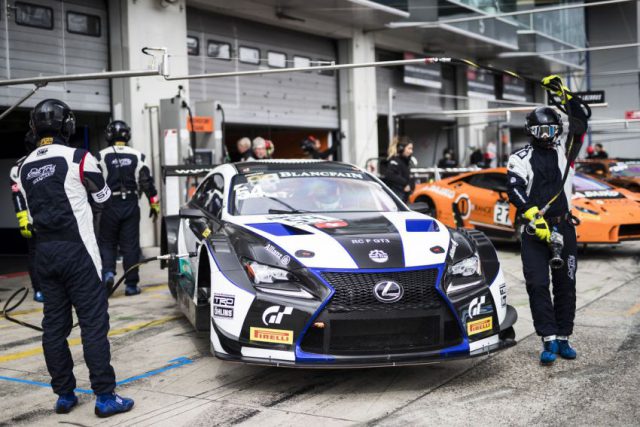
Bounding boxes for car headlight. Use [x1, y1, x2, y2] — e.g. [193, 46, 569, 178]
[448, 254, 481, 277]
[574, 206, 599, 215]
[445, 253, 483, 295]
[242, 259, 314, 299]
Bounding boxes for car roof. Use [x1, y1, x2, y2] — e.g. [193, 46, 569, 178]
[232, 160, 364, 175]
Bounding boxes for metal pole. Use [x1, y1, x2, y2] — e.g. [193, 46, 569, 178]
[0, 83, 45, 121]
[388, 87, 395, 151]
[0, 69, 160, 87]
[165, 58, 451, 81]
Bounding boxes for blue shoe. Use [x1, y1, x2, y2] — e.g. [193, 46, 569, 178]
[557, 339, 577, 359]
[33, 291, 44, 303]
[55, 393, 78, 414]
[103, 272, 115, 293]
[540, 339, 558, 366]
[95, 393, 134, 418]
[125, 285, 141, 296]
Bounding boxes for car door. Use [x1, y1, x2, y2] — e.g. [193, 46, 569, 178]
[464, 173, 514, 231]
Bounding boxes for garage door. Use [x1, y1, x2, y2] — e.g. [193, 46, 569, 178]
[0, 0, 110, 112]
[186, 8, 339, 129]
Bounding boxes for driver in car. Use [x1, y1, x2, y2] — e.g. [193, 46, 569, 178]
[309, 180, 342, 211]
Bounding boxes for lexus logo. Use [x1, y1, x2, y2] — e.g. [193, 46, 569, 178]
[373, 281, 404, 303]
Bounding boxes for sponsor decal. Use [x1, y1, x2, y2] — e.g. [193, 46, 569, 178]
[373, 280, 404, 303]
[468, 296, 486, 319]
[262, 305, 293, 325]
[567, 255, 576, 280]
[454, 194, 471, 219]
[39, 137, 53, 146]
[294, 249, 315, 258]
[430, 245, 445, 254]
[36, 147, 48, 156]
[91, 185, 111, 203]
[499, 283, 507, 308]
[27, 164, 56, 184]
[235, 183, 288, 201]
[213, 293, 235, 319]
[351, 238, 390, 245]
[250, 327, 293, 345]
[202, 228, 211, 239]
[582, 190, 621, 199]
[368, 249, 389, 263]
[278, 171, 363, 179]
[265, 243, 290, 266]
[111, 157, 133, 167]
[214, 306, 233, 318]
[269, 214, 337, 226]
[424, 185, 455, 199]
[467, 316, 493, 336]
[314, 220, 349, 229]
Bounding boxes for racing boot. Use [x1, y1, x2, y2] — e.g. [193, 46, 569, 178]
[33, 291, 44, 303]
[556, 336, 577, 359]
[103, 271, 115, 294]
[124, 284, 141, 296]
[55, 393, 78, 414]
[540, 337, 558, 366]
[94, 393, 134, 418]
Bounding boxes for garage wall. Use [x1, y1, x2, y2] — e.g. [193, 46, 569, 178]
[186, 8, 339, 129]
[0, 0, 110, 112]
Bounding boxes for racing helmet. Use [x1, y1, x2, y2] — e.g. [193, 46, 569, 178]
[310, 180, 341, 211]
[525, 107, 563, 148]
[29, 99, 76, 143]
[105, 120, 131, 145]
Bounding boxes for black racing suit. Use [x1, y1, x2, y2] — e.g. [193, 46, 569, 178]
[10, 156, 40, 293]
[18, 138, 115, 395]
[384, 155, 414, 203]
[96, 143, 158, 287]
[506, 98, 588, 338]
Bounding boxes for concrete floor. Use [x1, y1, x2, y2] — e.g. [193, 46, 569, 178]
[0, 242, 638, 426]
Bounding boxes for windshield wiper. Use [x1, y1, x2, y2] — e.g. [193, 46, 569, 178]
[265, 197, 310, 214]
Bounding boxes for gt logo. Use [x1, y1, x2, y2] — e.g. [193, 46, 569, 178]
[262, 305, 293, 326]
[468, 296, 485, 319]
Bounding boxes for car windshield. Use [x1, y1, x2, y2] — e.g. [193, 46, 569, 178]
[574, 174, 612, 192]
[609, 162, 640, 177]
[230, 171, 401, 215]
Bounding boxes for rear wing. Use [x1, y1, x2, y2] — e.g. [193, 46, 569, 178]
[162, 164, 218, 179]
[364, 157, 480, 183]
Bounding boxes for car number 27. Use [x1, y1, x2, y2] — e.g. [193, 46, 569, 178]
[494, 202, 511, 226]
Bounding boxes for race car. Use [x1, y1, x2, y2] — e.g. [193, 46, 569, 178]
[576, 159, 640, 193]
[161, 160, 517, 367]
[410, 167, 640, 244]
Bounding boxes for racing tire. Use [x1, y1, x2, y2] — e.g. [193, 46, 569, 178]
[415, 196, 437, 219]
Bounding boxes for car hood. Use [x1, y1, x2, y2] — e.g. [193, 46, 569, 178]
[573, 191, 640, 222]
[224, 211, 451, 269]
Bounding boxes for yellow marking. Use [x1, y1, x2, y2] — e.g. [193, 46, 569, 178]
[0, 315, 180, 363]
[627, 303, 640, 316]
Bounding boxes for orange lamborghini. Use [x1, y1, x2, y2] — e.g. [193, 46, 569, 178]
[409, 168, 640, 244]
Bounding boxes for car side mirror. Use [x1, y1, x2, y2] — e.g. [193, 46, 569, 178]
[408, 202, 431, 215]
[188, 217, 210, 240]
[179, 207, 206, 219]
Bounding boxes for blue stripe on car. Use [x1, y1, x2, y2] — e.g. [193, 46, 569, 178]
[245, 222, 310, 236]
[405, 218, 439, 232]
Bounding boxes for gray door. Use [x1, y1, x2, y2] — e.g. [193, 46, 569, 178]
[0, 0, 110, 112]
[186, 9, 339, 129]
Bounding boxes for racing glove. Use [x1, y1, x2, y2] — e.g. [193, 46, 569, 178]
[16, 210, 32, 239]
[149, 196, 160, 222]
[524, 206, 550, 243]
[541, 75, 572, 103]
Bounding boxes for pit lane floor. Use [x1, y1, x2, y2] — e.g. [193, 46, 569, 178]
[0, 243, 638, 426]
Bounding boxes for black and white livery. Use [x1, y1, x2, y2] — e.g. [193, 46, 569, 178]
[163, 161, 517, 367]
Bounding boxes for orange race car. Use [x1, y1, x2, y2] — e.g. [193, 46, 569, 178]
[576, 159, 640, 193]
[410, 168, 640, 244]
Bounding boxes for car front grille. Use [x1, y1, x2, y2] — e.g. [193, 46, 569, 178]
[320, 268, 441, 313]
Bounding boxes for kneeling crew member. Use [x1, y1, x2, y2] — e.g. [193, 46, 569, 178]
[19, 99, 133, 416]
[10, 131, 43, 302]
[507, 76, 588, 366]
[97, 120, 160, 296]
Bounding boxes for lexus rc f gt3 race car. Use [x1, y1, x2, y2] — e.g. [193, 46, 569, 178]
[410, 168, 640, 244]
[162, 161, 517, 367]
[576, 159, 640, 193]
